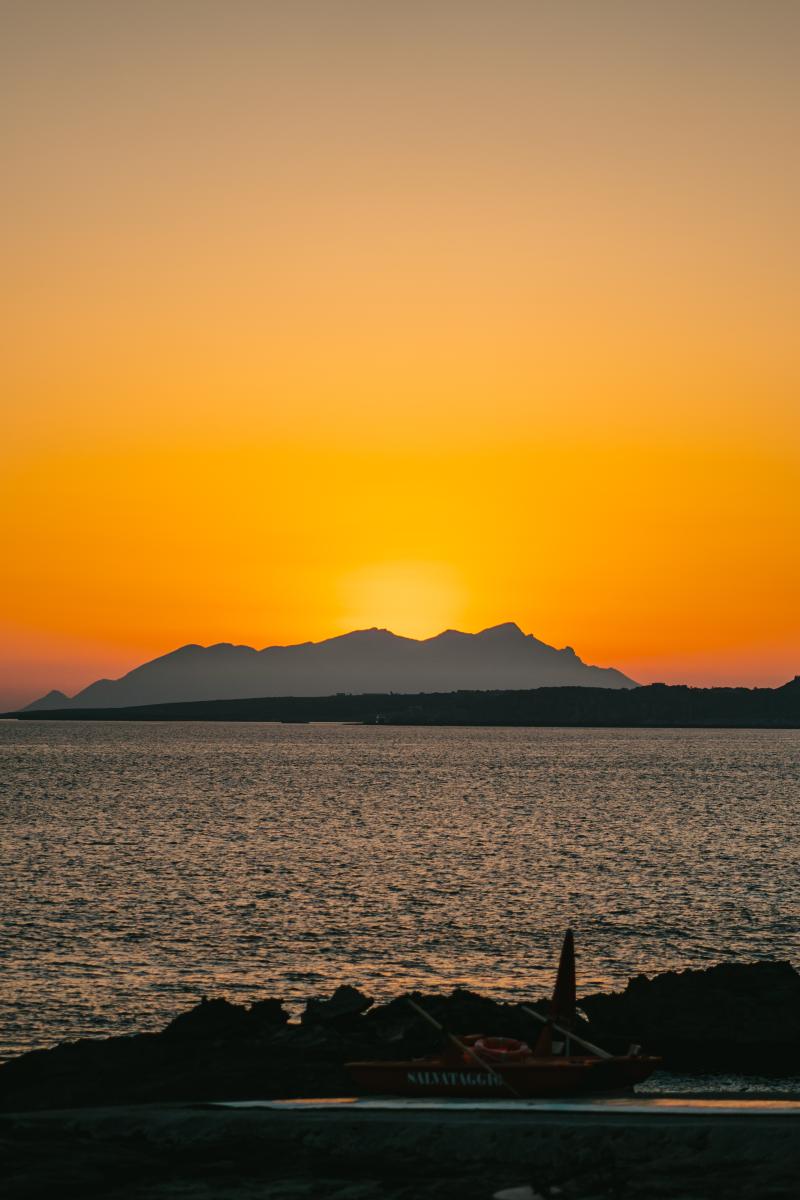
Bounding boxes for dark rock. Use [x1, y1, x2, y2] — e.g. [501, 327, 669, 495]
[580, 960, 800, 1072]
[302, 985, 373, 1027]
[163, 996, 288, 1042]
[245, 997, 290, 1032]
[162, 997, 250, 1040]
[366, 988, 545, 1052]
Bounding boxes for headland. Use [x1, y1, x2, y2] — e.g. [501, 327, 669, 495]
[8, 678, 800, 726]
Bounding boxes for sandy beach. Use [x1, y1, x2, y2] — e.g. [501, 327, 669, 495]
[4, 1098, 800, 1199]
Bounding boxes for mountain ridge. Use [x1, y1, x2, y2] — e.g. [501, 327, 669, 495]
[24, 622, 637, 711]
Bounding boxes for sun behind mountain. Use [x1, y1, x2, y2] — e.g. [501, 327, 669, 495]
[23, 624, 637, 711]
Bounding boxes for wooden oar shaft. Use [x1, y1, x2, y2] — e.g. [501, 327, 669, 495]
[520, 1004, 612, 1059]
[405, 998, 523, 1098]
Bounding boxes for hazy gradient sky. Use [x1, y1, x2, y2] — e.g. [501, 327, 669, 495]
[2, 0, 799, 707]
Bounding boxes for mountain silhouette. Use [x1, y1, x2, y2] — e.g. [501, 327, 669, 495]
[23, 623, 636, 711]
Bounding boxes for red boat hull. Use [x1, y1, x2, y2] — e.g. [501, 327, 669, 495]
[347, 1054, 660, 1099]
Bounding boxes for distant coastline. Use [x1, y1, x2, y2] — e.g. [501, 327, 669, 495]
[7, 679, 800, 726]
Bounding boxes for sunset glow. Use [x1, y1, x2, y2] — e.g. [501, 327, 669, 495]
[2, 1, 799, 707]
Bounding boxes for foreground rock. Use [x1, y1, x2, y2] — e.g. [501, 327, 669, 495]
[1, 961, 799, 1114]
[580, 961, 800, 1073]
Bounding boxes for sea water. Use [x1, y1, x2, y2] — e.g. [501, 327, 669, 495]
[1, 721, 798, 1063]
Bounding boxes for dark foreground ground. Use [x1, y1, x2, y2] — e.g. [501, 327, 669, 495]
[3, 961, 800, 1198]
[3, 1101, 800, 1200]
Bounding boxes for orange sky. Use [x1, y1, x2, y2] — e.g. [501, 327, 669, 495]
[2, 1, 799, 708]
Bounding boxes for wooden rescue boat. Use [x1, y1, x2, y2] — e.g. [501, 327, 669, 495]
[347, 930, 661, 1098]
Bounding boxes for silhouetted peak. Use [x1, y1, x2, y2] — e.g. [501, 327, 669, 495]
[426, 628, 469, 643]
[476, 622, 525, 640]
[778, 675, 800, 691]
[329, 627, 397, 644]
[206, 642, 257, 655]
[22, 689, 70, 712]
[156, 642, 256, 661]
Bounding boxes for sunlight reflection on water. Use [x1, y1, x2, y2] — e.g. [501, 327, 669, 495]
[1, 721, 798, 1060]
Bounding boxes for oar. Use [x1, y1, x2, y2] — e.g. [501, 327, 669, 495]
[406, 997, 523, 1099]
[520, 1004, 612, 1059]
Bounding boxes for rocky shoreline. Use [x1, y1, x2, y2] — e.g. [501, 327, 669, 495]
[2, 960, 799, 1114]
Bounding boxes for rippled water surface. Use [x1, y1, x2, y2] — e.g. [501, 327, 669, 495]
[1, 721, 798, 1060]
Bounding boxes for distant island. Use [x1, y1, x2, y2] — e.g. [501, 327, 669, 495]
[10, 678, 800, 727]
[22, 622, 635, 711]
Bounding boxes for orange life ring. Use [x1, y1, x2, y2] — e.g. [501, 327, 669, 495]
[470, 1036, 531, 1064]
